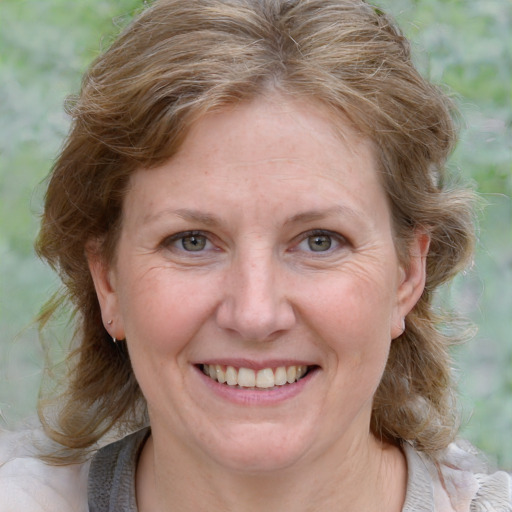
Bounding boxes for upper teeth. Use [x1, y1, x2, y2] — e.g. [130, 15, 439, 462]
[202, 364, 308, 388]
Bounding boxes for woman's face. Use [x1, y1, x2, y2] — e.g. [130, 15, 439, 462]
[90, 96, 427, 472]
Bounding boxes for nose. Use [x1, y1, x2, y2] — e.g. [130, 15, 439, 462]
[215, 251, 296, 341]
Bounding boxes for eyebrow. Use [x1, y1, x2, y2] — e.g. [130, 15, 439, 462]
[142, 208, 221, 227]
[142, 205, 361, 227]
[285, 205, 361, 225]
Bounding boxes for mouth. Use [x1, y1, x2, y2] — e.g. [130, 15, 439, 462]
[198, 364, 315, 389]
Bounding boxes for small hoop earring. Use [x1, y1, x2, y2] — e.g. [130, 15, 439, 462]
[112, 337, 117, 344]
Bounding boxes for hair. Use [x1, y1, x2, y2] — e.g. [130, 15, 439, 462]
[36, 0, 475, 464]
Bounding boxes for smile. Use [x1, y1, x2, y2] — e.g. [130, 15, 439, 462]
[200, 364, 311, 389]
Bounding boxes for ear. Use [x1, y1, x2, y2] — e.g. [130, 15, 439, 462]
[86, 240, 125, 341]
[391, 230, 430, 340]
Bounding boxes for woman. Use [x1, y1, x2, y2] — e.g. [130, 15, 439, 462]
[1, 0, 510, 510]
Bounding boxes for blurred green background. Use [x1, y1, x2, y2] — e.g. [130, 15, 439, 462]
[1, 0, 511, 468]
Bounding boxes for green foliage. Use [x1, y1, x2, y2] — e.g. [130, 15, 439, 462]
[377, 0, 512, 469]
[0, 0, 142, 426]
[1, 0, 511, 468]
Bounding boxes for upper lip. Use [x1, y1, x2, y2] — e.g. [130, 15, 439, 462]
[193, 359, 317, 371]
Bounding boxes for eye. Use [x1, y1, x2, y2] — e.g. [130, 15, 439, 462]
[181, 234, 207, 251]
[294, 229, 347, 254]
[307, 234, 332, 252]
[163, 231, 214, 253]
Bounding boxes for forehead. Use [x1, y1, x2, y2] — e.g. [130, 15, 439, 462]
[123, 95, 387, 228]
[189, 95, 370, 157]
[144, 95, 376, 181]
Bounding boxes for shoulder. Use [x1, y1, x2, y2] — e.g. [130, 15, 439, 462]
[438, 441, 512, 511]
[0, 428, 89, 512]
[407, 441, 512, 512]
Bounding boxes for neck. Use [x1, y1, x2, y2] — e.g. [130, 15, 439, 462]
[136, 430, 407, 512]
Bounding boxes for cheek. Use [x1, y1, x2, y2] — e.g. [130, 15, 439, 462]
[116, 268, 220, 355]
[303, 272, 396, 340]
[300, 269, 396, 384]
[117, 271, 223, 411]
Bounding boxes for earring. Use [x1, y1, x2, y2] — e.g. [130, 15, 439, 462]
[106, 320, 116, 343]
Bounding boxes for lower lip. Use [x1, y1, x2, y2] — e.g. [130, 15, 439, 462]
[194, 366, 317, 405]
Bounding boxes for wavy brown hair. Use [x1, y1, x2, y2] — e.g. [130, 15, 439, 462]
[36, 0, 475, 463]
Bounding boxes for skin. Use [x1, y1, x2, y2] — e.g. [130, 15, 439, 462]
[89, 95, 429, 511]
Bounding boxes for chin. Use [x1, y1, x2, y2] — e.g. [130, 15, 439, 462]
[202, 424, 313, 473]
